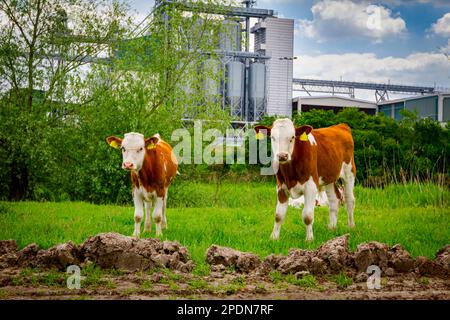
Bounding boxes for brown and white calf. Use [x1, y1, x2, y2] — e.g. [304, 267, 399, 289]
[254, 119, 356, 241]
[106, 133, 178, 237]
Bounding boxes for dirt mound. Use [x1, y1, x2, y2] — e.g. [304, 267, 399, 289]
[354, 241, 390, 272]
[82, 233, 194, 272]
[207, 235, 351, 275]
[1, 235, 448, 277]
[0, 240, 18, 255]
[206, 245, 261, 273]
[435, 245, 450, 270]
[0, 233, 195, 272]
[205, 235, 450, 277]
[316, 234, 351, 272]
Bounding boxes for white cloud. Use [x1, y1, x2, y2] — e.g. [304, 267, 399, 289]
[431, 13, 450, 37]
[298, 0, 407, 42]
[383, 0, 450, 7]
[294, 51, 450, 98]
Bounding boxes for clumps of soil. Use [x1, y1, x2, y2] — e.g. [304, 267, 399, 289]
[0, 233, 194, 273]
[205, 234, 450, 278]
[206, 245, 260, 273]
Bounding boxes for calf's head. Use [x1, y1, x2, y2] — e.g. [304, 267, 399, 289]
[254, 118, 313, 164]
[106, 132, 159, 171]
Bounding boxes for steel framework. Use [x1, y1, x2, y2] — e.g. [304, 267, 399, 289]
[293, 78, 436, 102]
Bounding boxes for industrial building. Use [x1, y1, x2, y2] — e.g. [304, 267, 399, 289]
[292, 96, 377, 115]
[378, 93, 450, 123]
[157, 0, 295, 124]
[291, 93, 450, 123]
[76, 0, 449, 125]
[252, 18, 294, 118]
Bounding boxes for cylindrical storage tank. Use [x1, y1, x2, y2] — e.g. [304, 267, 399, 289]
[248, 62, 266, 121]
[226, 61, 245, 118]
[219, 20, 241, 51]
[203, 58, 221, 100]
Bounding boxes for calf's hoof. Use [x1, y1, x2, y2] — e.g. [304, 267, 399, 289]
[270, 232, 279, 240]
[144, 224, 151, 233]
[348, 223, 355, 229]
[328, 224, 337, 231]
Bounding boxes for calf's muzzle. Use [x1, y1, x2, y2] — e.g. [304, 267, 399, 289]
[277, 152, 289, 162]
[122, 162, 134, 170]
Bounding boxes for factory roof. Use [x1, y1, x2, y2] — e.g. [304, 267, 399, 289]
[292, 95, 377, 106]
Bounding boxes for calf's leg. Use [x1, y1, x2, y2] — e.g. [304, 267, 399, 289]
[303, 178, 318, 241]
[162, 189, 168, 230]
[133, 190, 144, 238]
[343, 162, 356, 228]
[144, 201, 152, 233]
[324, 183, 339, 230]
[153, 197, 164, 236]
[270, 188, 288, 240]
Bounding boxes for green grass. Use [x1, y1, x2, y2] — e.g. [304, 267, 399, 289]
[141, 279, 153, 290]
[187, 278, 209, 290]
[285, 274, 319, 288]
[329, 272, 353, 288]
[0, 183, 448, 274]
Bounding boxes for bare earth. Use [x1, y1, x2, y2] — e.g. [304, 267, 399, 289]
[0, 267, 448, 300]
[0, 233, 448, 300]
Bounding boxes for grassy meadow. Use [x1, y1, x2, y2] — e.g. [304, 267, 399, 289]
[0, 182, 449, 272]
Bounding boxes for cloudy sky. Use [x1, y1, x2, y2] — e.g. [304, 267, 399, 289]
[130, 0, 450, 101]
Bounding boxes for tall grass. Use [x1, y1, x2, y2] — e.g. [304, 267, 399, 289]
[168, 181, 449, 209]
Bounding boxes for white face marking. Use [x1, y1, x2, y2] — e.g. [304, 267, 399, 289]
[121, 132, 146, 171]
[270, 118, 296, 163]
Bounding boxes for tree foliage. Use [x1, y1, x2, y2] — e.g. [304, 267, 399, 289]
[0, 0, 232, 202]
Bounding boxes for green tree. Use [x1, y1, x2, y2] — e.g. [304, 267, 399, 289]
[0, 0, 130, 200]
[0, 0, 235, 202]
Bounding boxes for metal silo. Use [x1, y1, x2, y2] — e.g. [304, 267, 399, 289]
[248, 62, 266, 121]
[226, 61, 245, 118]
[219, 20, 242, 51]
[203, 58, 221, 101]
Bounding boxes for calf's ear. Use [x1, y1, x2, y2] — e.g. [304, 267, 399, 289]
[254, 125, 271, 140]
[295, 125, 313, 140]
[106, 136, 122, 149]
[145, 136, 159, 150]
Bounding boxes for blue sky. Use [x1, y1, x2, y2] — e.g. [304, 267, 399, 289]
[260, 0, 450, 57]
[129, 0, 450, 99]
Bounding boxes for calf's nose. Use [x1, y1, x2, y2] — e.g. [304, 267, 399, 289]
[123, 162, 134, 169]
[278, 152, 289, 162]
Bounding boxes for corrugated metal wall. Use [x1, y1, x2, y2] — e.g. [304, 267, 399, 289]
[262, 18, 294, 117]
[378, 104, 393, 118]
[405, 96, 438, 120]
[443, 97, 450, 122]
